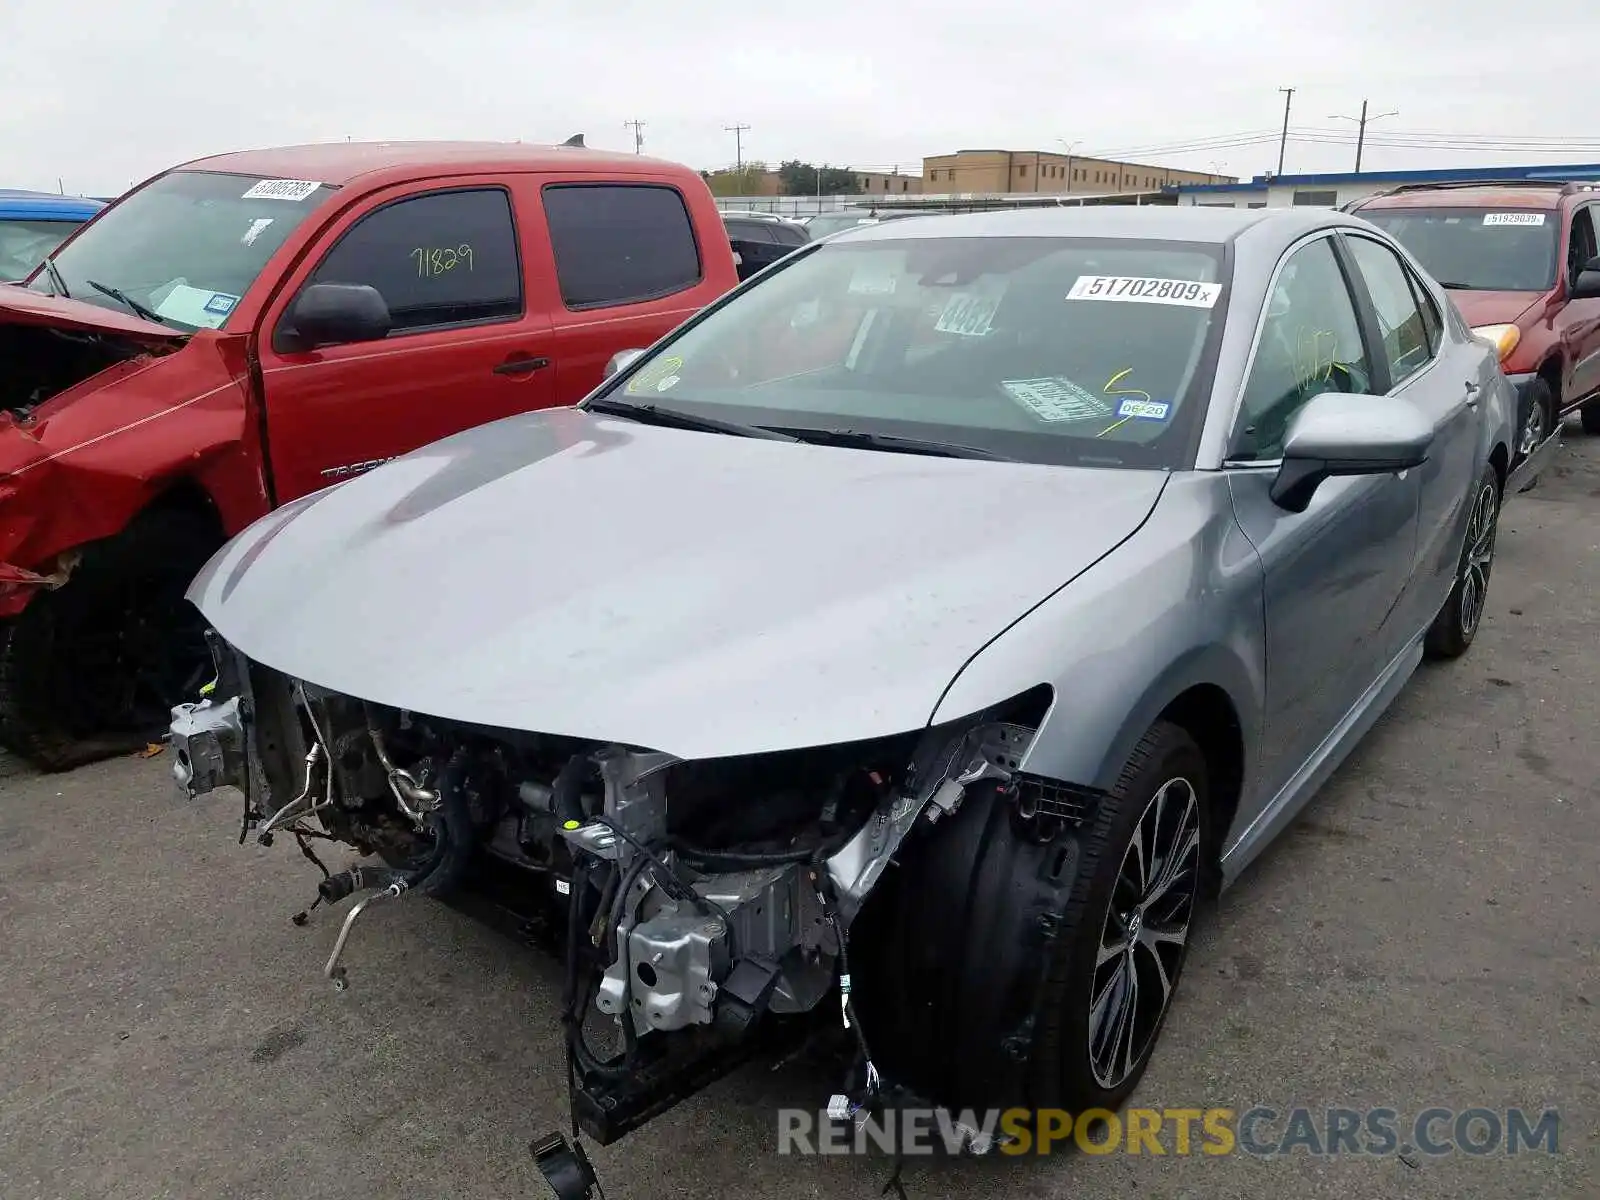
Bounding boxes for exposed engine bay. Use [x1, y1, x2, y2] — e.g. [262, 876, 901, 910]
[0, 322, 156, 418]
[172, 631, 1091, 1152]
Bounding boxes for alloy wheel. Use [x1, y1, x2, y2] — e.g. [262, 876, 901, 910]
[1518, 398, 1547, 459]
[1088, 776, 1202, 1090]
[1459, 481, 1499, 639]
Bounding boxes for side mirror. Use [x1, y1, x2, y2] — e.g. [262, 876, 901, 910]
[1269, 392, 1434, 513]
[603, 348, 646, 379]
[287, 282, 391, 349]
[1570, 254, 1600, 300]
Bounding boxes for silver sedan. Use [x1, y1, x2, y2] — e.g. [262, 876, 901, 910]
[171, 205, 1519, 1161]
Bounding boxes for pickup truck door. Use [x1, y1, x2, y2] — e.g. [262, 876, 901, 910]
[256, 176, 556, 502]
[1557, 203, 1600, 406]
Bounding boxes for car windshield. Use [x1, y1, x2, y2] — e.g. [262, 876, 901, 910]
[601, 234, 1228, 469]
[27, 169, 337, 330]
[1360, 206, 1559, 291]
[0, 219, 83, 282]
[805, 213, 880, 238]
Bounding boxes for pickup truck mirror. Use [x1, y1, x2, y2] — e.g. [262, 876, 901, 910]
[1570, 254, 1600, 301]
[604, 349, 647, 379]
[287, 282, 392, 350]
[1269, 391, 1433, 512]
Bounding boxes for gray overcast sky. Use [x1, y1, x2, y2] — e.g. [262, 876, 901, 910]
[5, 0, 1595, 195]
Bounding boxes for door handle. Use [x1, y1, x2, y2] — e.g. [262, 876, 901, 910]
[493, 355, 550, 377]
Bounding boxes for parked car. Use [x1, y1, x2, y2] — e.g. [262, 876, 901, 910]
[172, 206, 1517, 1169]
[0, 189, 102, 282]
[0, 140, 738, 771]
[1346, 180, 1600, 458]
[723, 211, 810, 280]
[800, 208, 923, 239]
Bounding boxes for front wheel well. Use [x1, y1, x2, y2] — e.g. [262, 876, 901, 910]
[1489, 442, 1509, 492]
[1155, 683, 1243, 893]
[140, 479, 227, 544]
[1536, 358, 1562, 403]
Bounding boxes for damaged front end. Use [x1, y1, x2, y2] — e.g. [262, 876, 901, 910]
[172, 632, 1079, 1147]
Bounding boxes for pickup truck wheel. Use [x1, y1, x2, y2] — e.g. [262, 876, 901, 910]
[1582, 398, 1600, 436]
[0, 510, 218, 772]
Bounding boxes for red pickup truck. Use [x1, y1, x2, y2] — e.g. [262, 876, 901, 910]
[0, 141, 740, 770]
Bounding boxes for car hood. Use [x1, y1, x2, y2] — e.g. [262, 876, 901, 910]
[1446, 289, 1546, 329]
[188, 407, 1170, 760]
[0, 282, 186, 345]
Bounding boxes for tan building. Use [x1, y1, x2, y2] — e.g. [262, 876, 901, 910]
[854, 171, 924, 195]
[922, 149, 1235, 195]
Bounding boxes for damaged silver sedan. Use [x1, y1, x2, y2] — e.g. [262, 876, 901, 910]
[171, 205, 1516, 1167]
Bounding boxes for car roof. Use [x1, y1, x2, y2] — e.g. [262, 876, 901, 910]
[1353, 183, 1581, 212]
[171, 140, 694, 188]
[829, 204, 1337, 247]
[0, 189, 104, 220]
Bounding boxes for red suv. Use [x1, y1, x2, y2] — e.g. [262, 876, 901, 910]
[1347, 180, 1600, 460]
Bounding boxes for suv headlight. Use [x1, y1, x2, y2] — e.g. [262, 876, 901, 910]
[1471, 323, 1521, 363]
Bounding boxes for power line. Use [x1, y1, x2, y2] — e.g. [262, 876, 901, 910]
[623, 119, 646, 154]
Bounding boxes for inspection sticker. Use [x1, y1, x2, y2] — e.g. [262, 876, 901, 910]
[1067, 275, 1222, 307]
[1001, 377, 1112, 423]
[1116, 398, 1170, 421]
[934, 289, 1002, 336]
[1484, 212, 1546, 226]
[241, 178, 321, 202]
[203, 292, 238, 317]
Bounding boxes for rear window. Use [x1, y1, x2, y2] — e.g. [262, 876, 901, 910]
[1358, 205, 1559, 292]
[542, 183, 702, 308]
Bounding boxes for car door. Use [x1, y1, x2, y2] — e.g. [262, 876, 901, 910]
[533, 178, 723, 404]
[1556, 203, 1600, 404]
[1225, 231, 1421, 815]
[257, 178, 556, 502]
[1338, 229, 1479, 622]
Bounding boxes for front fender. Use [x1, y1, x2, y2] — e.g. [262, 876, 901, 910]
[932, 473, 1266, 805]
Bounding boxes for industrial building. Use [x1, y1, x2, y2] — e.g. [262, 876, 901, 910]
[1175, 162, 1600, 208]
[923, 149, 1233, 195]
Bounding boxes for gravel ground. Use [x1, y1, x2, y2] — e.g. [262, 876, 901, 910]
[1, 428, 1595, 1200]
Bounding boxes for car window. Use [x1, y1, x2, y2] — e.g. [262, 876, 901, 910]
[0, 218, 81, 282]
[606, 234, 1229, 471]
[1344, 234, 1433, 387]
[543, 183, 702, 308]
[1232, 236, 1375, 462]
[1359, 205, 1559, 292]
[773, 224, 809, 246]
[727, 220, 775, 244]
[305, 188, 522, 333]
[1566, 207, 1597, 285]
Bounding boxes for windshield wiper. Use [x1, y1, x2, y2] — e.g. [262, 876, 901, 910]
[40, 257, 69, 298]
[85, 279, 168, 326]
[1435, 281, 1479, 290]
[583, 396, 798, 441]
[771, 426, 1018, 461]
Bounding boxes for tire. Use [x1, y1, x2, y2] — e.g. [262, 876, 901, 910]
[854, 721, 1212, 1123]
[0, 508, 219, 772]
[1582, 399, 1600, 436]
[1423, 463, 1501, 661]
[1513, 379, 1553, 490]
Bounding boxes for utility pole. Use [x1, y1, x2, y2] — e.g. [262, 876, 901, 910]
[623, 119, 646, 154]
[1276, 87, 1295, 176]
[1330, 100, 1398, 173]
[724, 123, 750, 173]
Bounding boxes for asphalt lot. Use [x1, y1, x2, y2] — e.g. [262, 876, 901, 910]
[2, 429, 1596, 1200]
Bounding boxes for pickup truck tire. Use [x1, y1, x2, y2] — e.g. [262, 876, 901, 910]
[0, 509, 219, 773]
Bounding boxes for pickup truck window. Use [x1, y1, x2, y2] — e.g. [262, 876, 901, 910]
[304, 187, 523, 333]
[26, 169, 336, 330]
[543, 183, 702, 309]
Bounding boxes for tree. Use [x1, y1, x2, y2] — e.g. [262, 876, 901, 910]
[704, 161, 769, 197]
[778, 160, 859, 196]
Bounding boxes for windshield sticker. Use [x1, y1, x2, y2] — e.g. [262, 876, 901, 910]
[655, 373, 681, 393]
[1000, 377, 1113, 423]
[1483, 212, 1546, 226]
[241, 217, 274, 246]
[934, 289, 1003, 337]
[625, 354, 683, 395]
[241, 178, 322, 202]
[151, 284, 236, 328]
[203, 292, 239, 317]
[848, 264, 899, 295]
[1116, 398, 1170, 421]
[1067, 275, 1222, 308]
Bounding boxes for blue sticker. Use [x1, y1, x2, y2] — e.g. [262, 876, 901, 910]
[1116, 398, 1170, 421]
[203, 292, 238, 316]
